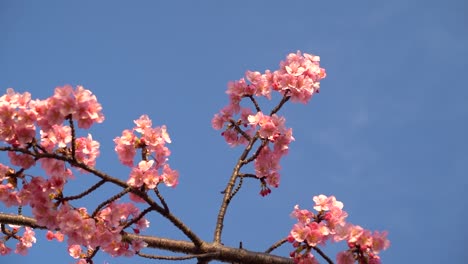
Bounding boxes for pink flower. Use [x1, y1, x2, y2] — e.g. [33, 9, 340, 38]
[114, 129, 137, 166]
[15, 227, 36, 255]
[128, 160, 157, 188]
[73, 86, 105, 129]
[304, 222, 329, 247]
[273, 51, 326, 104]
[8, 152, 35, 169]
[290, 223, 310, 243]
[162, 164, 179, 188]
[75, 134, 100, 167]
[290, 205, 314, 224]
[265, 171, 280, 188]
[46, 231, 64, 242]
[313, 195, 343, 212]
[336, 251, 354, 264]
[0, 183, 21, 207]
[347, 224, 364, 243]
[0, 163, 10, 181]
[68, 244, 82, 259]
[371, 231, 390, 253]
[42, 124, 72, 148]
[0, 241, 11, 255]
[134, 114, 152, 133]
[245, 70, 271, 99]
[312, 194, 330, 211]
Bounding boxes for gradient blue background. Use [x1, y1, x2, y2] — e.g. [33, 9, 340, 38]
[1, 1, 467, 263]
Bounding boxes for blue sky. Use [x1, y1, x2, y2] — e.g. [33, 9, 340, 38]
[1, 1, 467, 263]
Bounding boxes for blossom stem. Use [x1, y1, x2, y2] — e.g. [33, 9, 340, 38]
[214, 135, 259, 243]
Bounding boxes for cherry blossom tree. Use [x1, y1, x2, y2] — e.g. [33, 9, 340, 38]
[0, 51, 389, 263]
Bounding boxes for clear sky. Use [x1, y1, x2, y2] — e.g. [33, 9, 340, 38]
[1, 1, 467, 263]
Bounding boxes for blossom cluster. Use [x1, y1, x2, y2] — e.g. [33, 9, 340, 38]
[1, 171, 149, 258]
[0, 86, 102, 172]
[288, 195, 390, 264]
[212, 51, 325, 195]
[0, 85, 104, 147]
[0, 86, 102, 208]
[114, 115, 179, 189]
[0, 87, 151, 260]
[0, 226, 36, 256]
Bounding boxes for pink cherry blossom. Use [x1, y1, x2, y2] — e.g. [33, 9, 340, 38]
[114, 129, 137, 166]
[290, 223, 311, 243]
[371, 231, 390, 253]
[75, 134, 100, 167]
[68, 244, 82, 259]
[304, 222, 329, 247]
[128, 160, 157, 188]
[73, 86, 105, 129]
[288, 196, 389, 263]
[0, 240, 11, 255]
[290, 205, 314, 224]
[0, 183, 21, 207]
[162, 164, 179, 188]
[336, 251, 354, 264]
[15, 227, 36, 255]
[43, 124, 72, 148]
[245, 70, 271, 99]
[46, 231, 64, 242]
[8, 152, 35, 169]
[134, 114, 153, 133]
[0, 163, 10, 181]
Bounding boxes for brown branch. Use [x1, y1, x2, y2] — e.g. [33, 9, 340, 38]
[0, 213, 294, 264]
[265, 237, 288, 254]
[312, 246, 334, 264]
[214, 134, 259, 243]
[154, 186, 169, 213]
[60, 179, 106, 202]
[237, 173, 259, 179]
[228, 119, 251, 141]
[67, 114, 77, 160]
[228, 173, 244, 201]
[0, 146, 203, 247]
[242, 139, 268, 165]
[270, 92, 290, 116]
[246, 95, 261, 113]
[122, 206, 153, 229]
[138, 251, 218, 260]
[91, 187, 131, 217]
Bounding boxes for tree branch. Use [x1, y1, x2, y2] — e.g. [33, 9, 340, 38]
[214, 135, 259, 243]
[265, 237, 288, 254]
[0, 213, 294, 264]
[0, 146, 204, 247]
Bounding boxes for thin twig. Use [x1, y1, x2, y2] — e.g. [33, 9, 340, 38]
[67, 115, 77, 160]
[60, 179, 106, 202]
[214, 134, 259, 243]
[154, 186, 169, 213]
[246, 95, 261, 112]
[312, 246, 334, 264]
[229, 119, 251, 141]
[265, 237, 288, 254]
[242, 139, 267, 165]
[270, 92, 290, 116]
[228, 174, 244, 201]
[91, 187, 131, 218]
[237, 173, 259, 179]
[122, 207, 153, 229]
